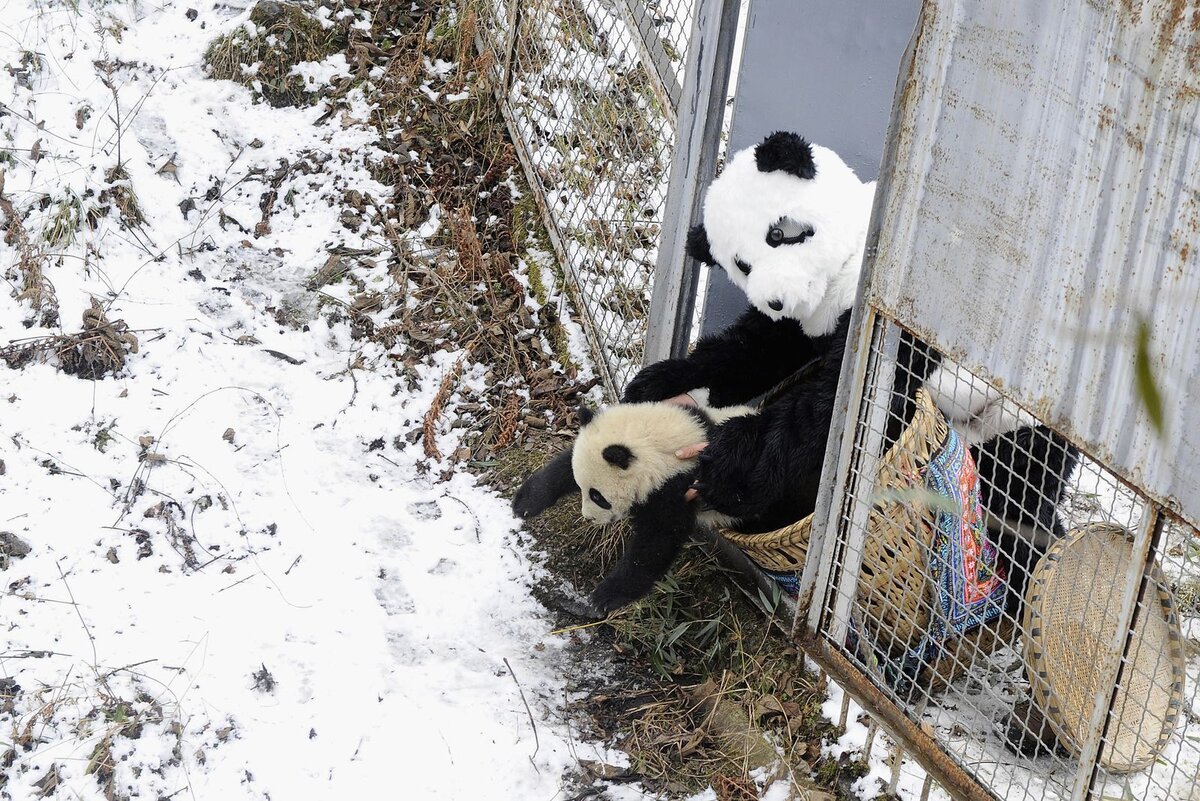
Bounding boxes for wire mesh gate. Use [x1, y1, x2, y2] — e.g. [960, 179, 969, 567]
[794, 309, 1198, 800]
[473, 0, 697, 394]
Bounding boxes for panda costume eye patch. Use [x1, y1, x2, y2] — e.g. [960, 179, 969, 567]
[589, 488, 612, 510]
[766, 217, 815, 248]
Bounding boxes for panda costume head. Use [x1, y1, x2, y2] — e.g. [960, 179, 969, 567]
[687, 132, 876, 337]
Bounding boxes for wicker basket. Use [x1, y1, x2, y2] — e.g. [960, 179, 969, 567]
[1023, 522, 1186, 773]
[723, 387, 994, 681]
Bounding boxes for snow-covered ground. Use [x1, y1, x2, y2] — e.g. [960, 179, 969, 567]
[0, 2, 632, 798]
[4, 3, 1196, 801]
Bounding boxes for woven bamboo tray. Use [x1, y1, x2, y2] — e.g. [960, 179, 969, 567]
[723, 387, 1001, 685]
[1023, 522, 1185, 773]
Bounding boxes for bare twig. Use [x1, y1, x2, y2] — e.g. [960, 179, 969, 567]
[502, 656, 540, 765]
[56, 561, 112, 695]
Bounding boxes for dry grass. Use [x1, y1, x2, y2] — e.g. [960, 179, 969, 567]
[1, 298, 139, 378]
[100, 164, 145, 229]
[0, 171, 59, 328]
[204, 1, 350, 107]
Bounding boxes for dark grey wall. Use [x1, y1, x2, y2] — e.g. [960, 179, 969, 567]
[699, 0, 922, 336]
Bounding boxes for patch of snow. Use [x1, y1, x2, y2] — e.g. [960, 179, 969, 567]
[0, 2, 625, 799]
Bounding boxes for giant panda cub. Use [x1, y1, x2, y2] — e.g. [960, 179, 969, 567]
[513, 396, 784, 614]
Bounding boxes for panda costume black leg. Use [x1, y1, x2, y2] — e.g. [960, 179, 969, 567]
[622, 130, 1078, 616]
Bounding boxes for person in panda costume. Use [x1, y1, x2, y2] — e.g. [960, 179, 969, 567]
[623, 131, 1078, 607]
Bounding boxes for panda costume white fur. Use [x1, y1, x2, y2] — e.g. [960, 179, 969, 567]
[622, 131, 1078, 608]
[513, 396, 762, 614]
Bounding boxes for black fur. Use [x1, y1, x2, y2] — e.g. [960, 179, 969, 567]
[511, 448, 578, 519]
[602, 444, 633, 469]
[692, 311, 850, 530]
[578, 405, 595, 426]
[887, 331, 942, 445]
[680, 404, 719, 440]
[686, 224, 716, 266]
[754, 131, 817, 180]
[975, 424, 1079, 605]
[622, 307, 838, 407]
[590, 472, 698, 614]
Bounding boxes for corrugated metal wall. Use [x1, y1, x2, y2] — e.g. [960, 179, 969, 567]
[865, 0, 1200, 530]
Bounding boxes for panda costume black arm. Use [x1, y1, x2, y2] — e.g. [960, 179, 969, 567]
[622, 306, 834, 407]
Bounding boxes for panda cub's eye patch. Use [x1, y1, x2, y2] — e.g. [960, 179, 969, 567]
[765, 217, 815, 248]
[589, 488, 612, 510]
[735, 258, 752, 276]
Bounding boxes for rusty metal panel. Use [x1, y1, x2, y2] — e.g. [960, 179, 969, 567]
[867, 0, 1200, 528]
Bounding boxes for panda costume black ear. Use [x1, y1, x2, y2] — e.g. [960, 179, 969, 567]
[602, 444, 634, 469]
[578, 405, 595, 426]
[754, 131, 817, 180]
[685, 224, 716, 266]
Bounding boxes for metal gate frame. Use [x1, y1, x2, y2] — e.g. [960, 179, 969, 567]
[791, 3, 1200, 800]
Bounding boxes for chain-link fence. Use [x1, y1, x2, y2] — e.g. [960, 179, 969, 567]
[800, 312, 1198, 801]
[474, 0, 696, 394]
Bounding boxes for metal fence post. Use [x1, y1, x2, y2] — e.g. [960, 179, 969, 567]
[500, 0, 522, 92]
[615, 0, 684, 121]
[642, 0, 740, 366]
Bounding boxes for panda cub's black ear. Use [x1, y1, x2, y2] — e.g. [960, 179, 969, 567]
[578, 405, 595, 426]
[602, 444, 634, 469]
[685, 224, 716, 266]
[755, 131, 817, 180]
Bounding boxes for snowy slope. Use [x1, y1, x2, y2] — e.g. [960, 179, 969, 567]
[0, 2, 627, 798]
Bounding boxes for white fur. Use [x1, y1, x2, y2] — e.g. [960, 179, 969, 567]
[572, 402, 755, 526]
[924, 360, 1035, 446]
[701, 143, 876, 335]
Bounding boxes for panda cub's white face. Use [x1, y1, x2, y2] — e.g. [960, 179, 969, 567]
[571, 404, 705, 525]
[694, 132, 877, 336]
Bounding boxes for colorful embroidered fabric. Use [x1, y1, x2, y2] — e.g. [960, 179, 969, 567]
[764, 569, 800, 597]
[905, 425, 1006, 667]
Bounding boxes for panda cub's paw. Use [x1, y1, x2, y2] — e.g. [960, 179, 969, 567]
[621, 358, 697, 403]
[589, 578, 640, 617]
[512, 448, 578, 518]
